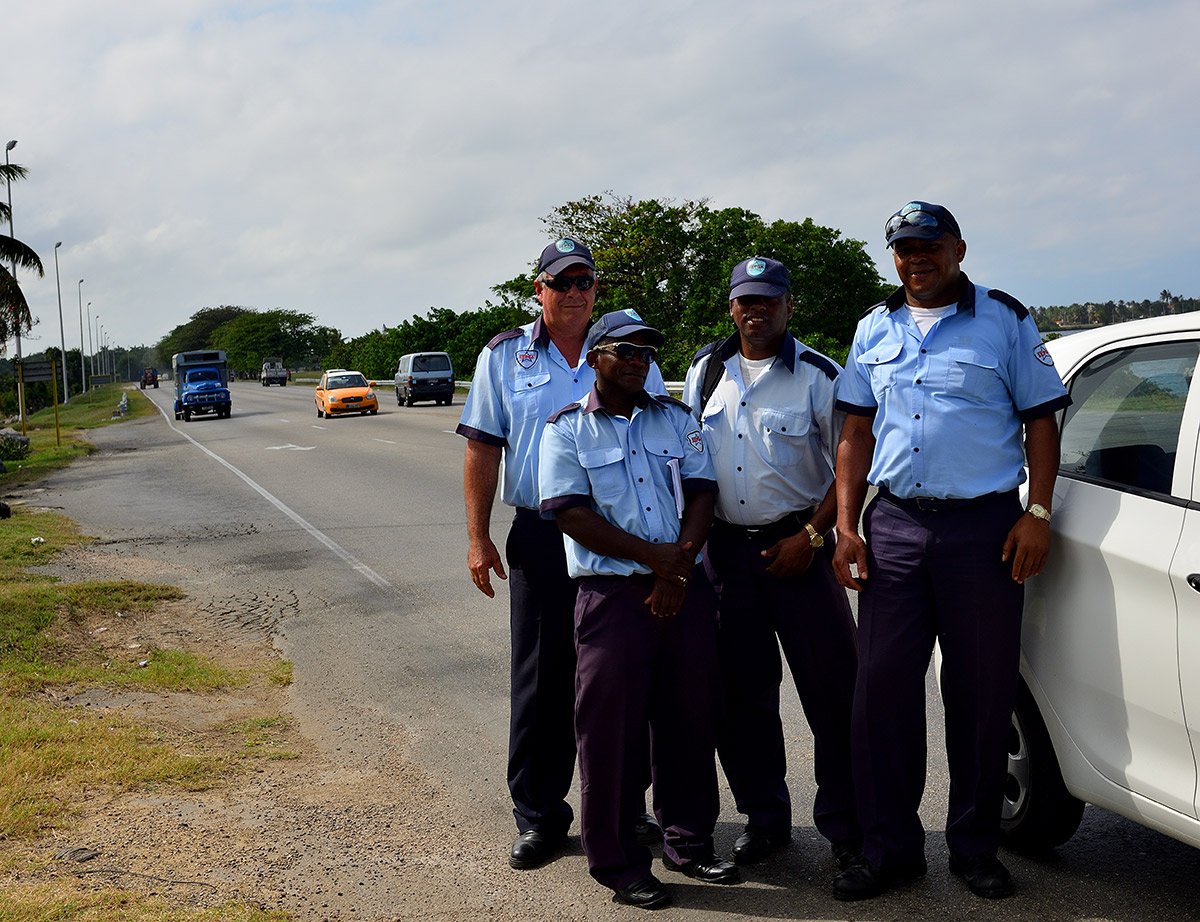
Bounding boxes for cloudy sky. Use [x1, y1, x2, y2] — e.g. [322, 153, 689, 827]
[5, 0, 1199, 355]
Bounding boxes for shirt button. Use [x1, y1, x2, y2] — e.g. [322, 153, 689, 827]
[638, 477, 644, 483]
[736, 466, 742, 472]
[632, 450, 637, 455]
[740, 499, 746, 504]
[741, 401, 746, 407]
[921, 348, 927, 354]
[914, 414, 920, 420]
[645, 506, 652, 512]
[737, 433, 743, 439]
[913, 447, 920, 452]
[915, 378, 922, 384]
[916, 482, 922, 488]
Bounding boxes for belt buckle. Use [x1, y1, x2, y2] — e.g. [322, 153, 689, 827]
[913, 496, 940, 512]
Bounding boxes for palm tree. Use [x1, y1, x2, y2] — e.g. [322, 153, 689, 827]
[0, 160, 46, 352]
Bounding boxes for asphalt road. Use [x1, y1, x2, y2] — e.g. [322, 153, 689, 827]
[31, 380, 1200, 921]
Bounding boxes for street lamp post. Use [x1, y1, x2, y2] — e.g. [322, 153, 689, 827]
[5, 139, 24, 418]
[53, 242, 68, 403]
[77, 280, 86, 392]
[94, 314, 100, 379]
[86, 302, 93, 384]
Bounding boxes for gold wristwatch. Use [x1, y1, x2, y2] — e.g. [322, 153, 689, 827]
[804, 523, 825, 548]
[1026, 503, 1052, 522]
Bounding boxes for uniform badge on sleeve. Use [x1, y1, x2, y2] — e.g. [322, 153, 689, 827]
[1033, 343, 1054, 367]
[516, 349, 538, 369]
[686, 430, 705, 453]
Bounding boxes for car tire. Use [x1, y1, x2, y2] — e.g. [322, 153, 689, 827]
[445, 395, 453, 406]
[316, 406, 323, 419]
[405, 394, 414, 407]
[1000, 682, 1086, 853]
[183, 409, 191, 422]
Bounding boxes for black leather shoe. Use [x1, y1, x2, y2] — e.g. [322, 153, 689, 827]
[949, 853, 1014, 899]
[612, 875, 670, 909]
[831, 838, 864, 872]
[731, 827, 792, 864]
[832, 856, 927, 901]
[634, 812, 664, 846]
[509, 829, 564, 870]
[662, 853, 741, 885]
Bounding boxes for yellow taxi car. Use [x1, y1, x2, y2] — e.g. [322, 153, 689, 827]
[315, 369, 379, 418]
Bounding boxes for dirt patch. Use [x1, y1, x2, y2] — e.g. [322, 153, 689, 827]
[4, 542, 519, 921]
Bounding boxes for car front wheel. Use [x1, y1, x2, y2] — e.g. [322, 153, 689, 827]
[1000, 682, 1086, 853]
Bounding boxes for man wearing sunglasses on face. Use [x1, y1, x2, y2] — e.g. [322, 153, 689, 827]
[539, 310, 734, 910]
[682, 256, 862, 878]
[457, 240, 666, 871]
[831, 202, 1069, 902]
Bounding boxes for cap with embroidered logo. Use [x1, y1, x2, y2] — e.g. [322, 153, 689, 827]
[585, 309, 665, 352]
[729, 256, 791, 300]
[537, 238, 596, 276]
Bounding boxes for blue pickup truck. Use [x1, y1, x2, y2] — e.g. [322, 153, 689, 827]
[172, 350, 232, 421]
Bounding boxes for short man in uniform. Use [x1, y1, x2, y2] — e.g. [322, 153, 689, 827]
[457, 240, 665, 869]
[539, 310, 737, 910]
[683, 256, 861, 873]
[831, 202, 1069, 901]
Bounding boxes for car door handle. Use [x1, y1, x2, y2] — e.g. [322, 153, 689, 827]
[1188, 574, 1200, 592]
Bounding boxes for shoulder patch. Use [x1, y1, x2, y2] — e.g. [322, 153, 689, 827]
[860, 299, 888, 319]
[545, 401, 583, 425]
[486, 327, 523, 350]
[797, 350, 839, 381]
[689, 341, 720, 367]
[988, 289, 1029, 321]
[652, 393, 694, 415]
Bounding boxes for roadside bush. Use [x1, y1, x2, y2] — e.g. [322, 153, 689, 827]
[0, 428, 31, 461]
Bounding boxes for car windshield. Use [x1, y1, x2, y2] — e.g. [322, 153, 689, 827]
[328, 374, 367, 389]
[414, 355, 451, 372]
[188, 370, 219, 382]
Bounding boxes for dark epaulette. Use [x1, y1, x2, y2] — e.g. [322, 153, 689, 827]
[797, 350, 839, 381]
[653, 393, 695, 415]
[988, 289, 1029, 321]
[486, 327, 523, 350]
[546, 401, 583, 425]
[860, 299, 888, 318]
[688, 341, 720, 368]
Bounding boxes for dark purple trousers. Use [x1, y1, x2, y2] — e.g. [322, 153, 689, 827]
[707, 521, 860, 844]
[574, 571, 720, 892]
[505, 509, 578, 836]
[854, 492, 1024, 871]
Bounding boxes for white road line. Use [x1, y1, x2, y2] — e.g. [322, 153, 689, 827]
[372, 438, 397, 445]
[312, 425, 327, 429]
[149, 401, 391, 589]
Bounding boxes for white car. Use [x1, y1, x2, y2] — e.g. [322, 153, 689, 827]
[1001, 312, 1200, 853]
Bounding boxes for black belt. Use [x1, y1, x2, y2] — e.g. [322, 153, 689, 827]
[514, 506, 551, 523]
[713, 508, 815, 543]
[877, 487, 1017, 513]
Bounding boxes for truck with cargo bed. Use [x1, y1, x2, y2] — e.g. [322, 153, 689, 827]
[261, 356, 288, 386]
[172, 350, 232, 421]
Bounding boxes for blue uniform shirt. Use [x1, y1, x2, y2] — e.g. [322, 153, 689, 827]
[834, 276, 1070, 499]
[538, 388, 718, 579]
[456, 316, 666, 510]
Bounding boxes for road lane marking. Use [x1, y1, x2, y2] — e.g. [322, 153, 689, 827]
[149, 402, 391, 589]
[266, 444, 315, 451]
[372, 438, 397, 445]
[311, 425, 327, 429]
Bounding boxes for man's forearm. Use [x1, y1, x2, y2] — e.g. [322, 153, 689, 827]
[464, 440, 502, 541]
[1024, 414, 1060, 509]
[835, 414, 875, 533]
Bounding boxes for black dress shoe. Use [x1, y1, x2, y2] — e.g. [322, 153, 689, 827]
[832, 856, 927, 901]
[662, 853, 741, 885]
[634, 812, 664, 846]
[949, 853, 1014, 899]
[831, 838, 864, 872]
[509, 829, 564, 870]
[731, 827, 792, 864]
[611, 875, 671, 909]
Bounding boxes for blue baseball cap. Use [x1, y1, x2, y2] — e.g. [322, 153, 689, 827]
[885, 201, 962, 247]
[729, 256, 791, 300]
[537, 237, 596, 276]
[585, 309, 665, 352]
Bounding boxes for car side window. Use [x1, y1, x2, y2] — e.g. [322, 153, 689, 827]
[1058, 341, 1198, 496]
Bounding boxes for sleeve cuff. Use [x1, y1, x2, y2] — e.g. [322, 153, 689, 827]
[834, 400, 876, 417]
[1017, 394, 1072, 422]
[539, 494, 591, 514]
[455, 422, 506, 447]
[682, 477, 719, 495]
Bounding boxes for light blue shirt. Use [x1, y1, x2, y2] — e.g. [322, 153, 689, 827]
[834, 277, 1070, 499]
[456, 316, 666, 510]
[683, 333, 842, 526]
[538, 388, 717, 578]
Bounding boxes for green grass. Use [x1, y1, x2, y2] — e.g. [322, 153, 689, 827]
[0, 383, 155, 489]
[0, 885, 290, 921]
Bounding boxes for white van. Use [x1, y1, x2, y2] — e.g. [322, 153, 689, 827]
[394, 352, 454, 407]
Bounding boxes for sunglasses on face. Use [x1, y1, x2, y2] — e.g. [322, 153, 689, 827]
[592, 342, 658, 364]
[542, 275, 596, 292]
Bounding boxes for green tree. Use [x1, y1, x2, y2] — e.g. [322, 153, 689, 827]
[155, 306, 251, 363]
[0, 160, 46, 352]
[210, 309, 324, 375]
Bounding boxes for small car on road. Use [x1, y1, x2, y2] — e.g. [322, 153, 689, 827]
[315, 370, 379, 418]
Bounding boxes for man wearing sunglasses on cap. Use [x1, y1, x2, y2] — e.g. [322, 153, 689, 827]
[682, 256, 862, 878]
[539, 310, 734, 910]
[457, 240, 666, 871]
[831, 202, 1069, 901]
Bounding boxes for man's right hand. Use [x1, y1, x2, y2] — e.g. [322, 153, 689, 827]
[645, 540, 694, 584]
[832, 530, 869, 591]
[468, 537, 507, 598]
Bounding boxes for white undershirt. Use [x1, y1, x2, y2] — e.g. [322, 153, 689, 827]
[738, 353, 774, 386]
[907, 303, 956, 337]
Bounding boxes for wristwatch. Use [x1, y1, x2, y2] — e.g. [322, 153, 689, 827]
[1026, 503, 1052, 522]
[804, 523, 825, 548]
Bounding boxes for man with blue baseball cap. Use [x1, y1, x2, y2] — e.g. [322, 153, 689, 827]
[684, 256, 861, 877]
[457, 240, 666, 871]
[540, 310, 735, 909]
[831, 202, 1070, 901]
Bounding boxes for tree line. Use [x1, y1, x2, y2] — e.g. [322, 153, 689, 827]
[1032, 289, 1198, 329]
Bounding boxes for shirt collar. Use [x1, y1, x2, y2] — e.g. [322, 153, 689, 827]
[714, 330, 796, 373]
[884, 272, 975, 316]
[530, 315, 551, 347]
[582, 384, 651, 415]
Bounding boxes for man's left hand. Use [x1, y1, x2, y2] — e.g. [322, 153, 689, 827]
[1001, 514, 1051, 583]
[762, 532, 816, 578]
[646, 576, 686, 619]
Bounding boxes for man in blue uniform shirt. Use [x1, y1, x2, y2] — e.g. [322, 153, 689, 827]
[682, 257, 861, 873]
[539, 311, 736, 910]
[831, 202, 1070, 901]
[457, 240, 666, 870]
